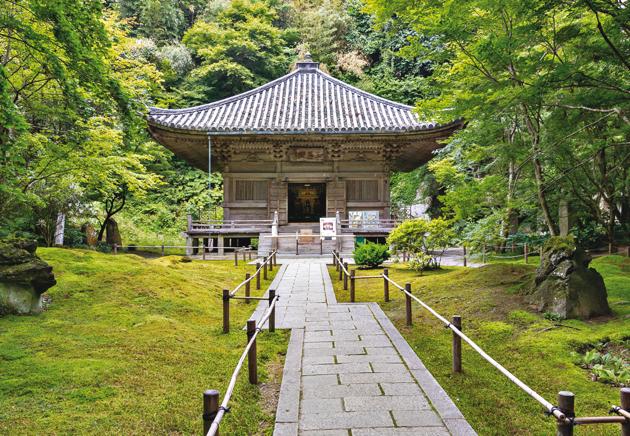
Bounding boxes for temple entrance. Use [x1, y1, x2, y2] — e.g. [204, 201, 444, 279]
[288, 183, 326, 222]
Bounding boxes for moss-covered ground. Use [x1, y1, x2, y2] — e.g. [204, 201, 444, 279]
[0, 248, 286, 435]
[329, 255, 629, 435]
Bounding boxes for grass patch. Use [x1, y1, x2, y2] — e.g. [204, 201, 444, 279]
[329, 255, 629, 435]
[0, 248, 286, 435]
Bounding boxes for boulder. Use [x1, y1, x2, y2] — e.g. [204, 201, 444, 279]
[81, 223, 98, 247]
[106, 219, 122, 246]
[527, 237, 610, 319]
[0, 239, 56, 315]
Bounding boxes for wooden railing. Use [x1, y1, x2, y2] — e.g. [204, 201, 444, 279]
[203, 291, 280, 436]
[338, 218, 402, 232]
[222, 250, 277, 333]
[188, 218, 273, 233]
[331, 250, 630, 435]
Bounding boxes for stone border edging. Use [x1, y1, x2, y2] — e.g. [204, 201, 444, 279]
[368, 302, 477, 435]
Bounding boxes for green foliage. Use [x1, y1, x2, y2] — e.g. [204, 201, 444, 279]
[574, 344, 630, 387]
[387, 218, 455, 270]
[353, 242, 389, 268]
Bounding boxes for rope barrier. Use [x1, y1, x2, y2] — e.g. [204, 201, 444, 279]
[379, 271, 567, 423]
[207, 295, 279, 436]
[229, 250, 276, 297]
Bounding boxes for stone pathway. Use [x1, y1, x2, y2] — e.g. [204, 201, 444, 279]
[252, 263, 475, 436]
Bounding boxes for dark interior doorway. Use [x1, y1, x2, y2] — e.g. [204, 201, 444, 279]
[288, 183, 326, 222]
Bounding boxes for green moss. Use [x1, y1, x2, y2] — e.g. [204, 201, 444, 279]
[329, 255, 629, 435]
[543, 235, 576, 252]
[0, 248, 285, 435]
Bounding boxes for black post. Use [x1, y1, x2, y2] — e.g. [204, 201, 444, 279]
[234, 250, 238, 267]
[247, 320, 258, 384]
[343, 262, 348, 290]
[383, 268, 389, 302]
[338, 257, 343, 280]
[203, 389, 220, 436]
[463, 245, 467, 267]
[256, 262, 261, 290]
[350, 270, 356, 303]
[452, 315, 462, 373]
[269, 254, 273, 272]
[557, 391, 575, 436]
[268, 290, 276, 333]
[245, 273, 251, 304]
[263, 257, 268, 280]
[222, 289, 230, 334]
[405, 283, 412, 326]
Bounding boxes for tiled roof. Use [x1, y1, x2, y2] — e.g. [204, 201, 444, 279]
[148, 57, 442, 134]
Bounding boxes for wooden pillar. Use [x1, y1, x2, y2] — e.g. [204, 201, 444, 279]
[203, 389, 220, 436]
[269, 254, 273, 272]
[222, 289, 230, 334]
[268, 290, 276, 333]
[383, 268, 389, 302]
[405, 283, 412, 326]
[255, 262, 261, 290]
[350, 270, 356, 303]
[556, 391, 575, 436]
[524, 243, 529, 264]
[161, 244, 165, 256]
[343, 262, 348, 290]
[452, 315, 462, 373]
[463, 245, 467, 267]
[234, 250, 238, 267]
[245, 273, 251, 304]
[247, 320, 258, 384]
[218, 235, 224, 256]
[263, 257, 268, 280]
[621, 387, 630, 436]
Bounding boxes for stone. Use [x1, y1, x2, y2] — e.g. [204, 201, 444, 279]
[0, 239, 56, 315]
[81, 223, 98, 246]
[527, 236, 610, 319]
[105, 218, 122, 246]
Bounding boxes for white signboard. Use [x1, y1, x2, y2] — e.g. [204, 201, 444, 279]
[320, 217, 337, 238]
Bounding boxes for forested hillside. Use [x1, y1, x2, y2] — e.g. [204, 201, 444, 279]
[1, 0, 628, 248]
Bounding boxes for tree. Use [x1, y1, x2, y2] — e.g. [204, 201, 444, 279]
[365, 0, 629, 247]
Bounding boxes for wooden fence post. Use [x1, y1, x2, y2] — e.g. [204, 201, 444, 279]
[268, 290, 276, 333]
[263, 257, 268, 280]
[247, 320, 258, 384]
[343, 262, 348, 290]
[405, 283, 412, 326]
[203, 389, 220, 436]
[557, 391, 575, 436]
[333, 250, 338, 270]
[255, 262, 261, 290]
[621, 387, 630, 436]
[482, 243, 486, 263]
[383, 268, 389, 302]
[273, 251, 277, 266]
[463, 245, 467, 267]
[245, 273, 251, 304]
[202, 247, 206, 261]
[234, 251, 238, 267]
[338, 258, 343, 280]
[269, 254, 273, 271]
[243, 250, 246, 262]
[222, 289, 230, 334]
[161, 244, 165, 256]
[249, 250, 253, 261]
[113, 243, 118, 255]
[609, 242, 613, 254]
[524, 243, 529, 264]
[452, 315, 462, 373]
[350, 270, 356, 303]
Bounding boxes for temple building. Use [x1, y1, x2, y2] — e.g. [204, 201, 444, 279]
[147, 55, 461, 255]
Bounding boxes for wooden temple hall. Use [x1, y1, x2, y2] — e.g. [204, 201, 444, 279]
[148, 55, 461, 255]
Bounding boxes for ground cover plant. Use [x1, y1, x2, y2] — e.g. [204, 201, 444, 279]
[328, 255, 629, 435]
[0, 249, 285, 435]
[353, 242, 390, 268]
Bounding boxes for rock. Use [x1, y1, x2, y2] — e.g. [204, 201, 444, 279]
[0, 239, 56, 315]
[527, 236, 610, 319]
[81, 223, 98, 247]
[106, 219, 122, 246]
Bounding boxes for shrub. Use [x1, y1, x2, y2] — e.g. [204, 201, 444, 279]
[353, 242, 389, 268]
[387, 218, 455, 269]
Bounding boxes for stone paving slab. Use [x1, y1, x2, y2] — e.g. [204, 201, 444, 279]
[260, 263, 476, 436]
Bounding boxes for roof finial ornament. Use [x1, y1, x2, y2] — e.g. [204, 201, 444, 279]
[304, 52, 313, 62]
